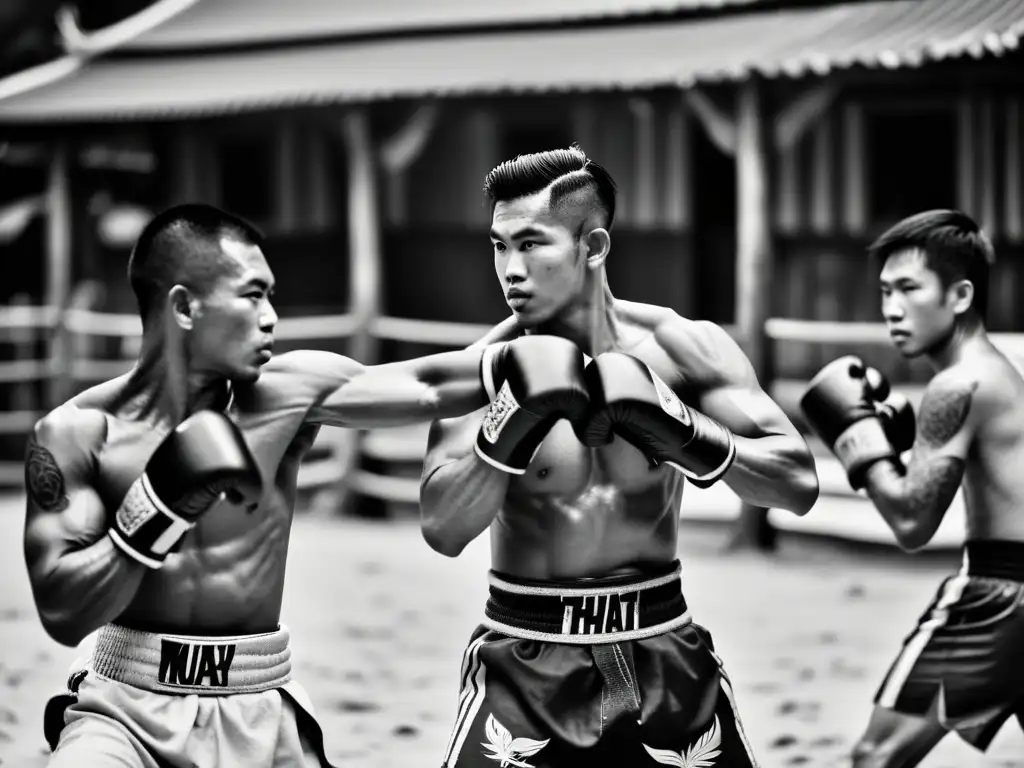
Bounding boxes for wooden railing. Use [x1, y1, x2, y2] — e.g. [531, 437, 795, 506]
[4, 305, 1024, 504]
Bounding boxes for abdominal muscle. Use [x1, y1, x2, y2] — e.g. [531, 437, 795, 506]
[117, 490, 295, 637]
[490, 420, 683, 581]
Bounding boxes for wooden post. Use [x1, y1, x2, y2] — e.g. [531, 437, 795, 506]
[315, 109, 384, 519]
[729, 77, 777, 551]
[341, 108, 382, 365]
[45, 141, 73, 409]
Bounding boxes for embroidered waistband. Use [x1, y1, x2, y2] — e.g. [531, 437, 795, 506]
[88, 623, 292, 695]
[483, 563, 691, 644]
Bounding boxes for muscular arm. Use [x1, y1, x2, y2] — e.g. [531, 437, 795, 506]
[417, 320, 523, 556]
[23, 410, 146, 646]
[283, 348, 489, 429]
[862, 370, 977, 551]
[659, 319, 819, 515]
[418, 409, 511, 557]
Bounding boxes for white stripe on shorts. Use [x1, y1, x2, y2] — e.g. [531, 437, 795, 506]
[876, 573, 969, 709]
[444, 637, 487, 765]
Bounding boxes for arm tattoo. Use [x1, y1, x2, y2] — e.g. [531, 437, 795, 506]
[918, 380, 977, 447]
[25, 436, 70, 512]
[906, 457, 965, 517]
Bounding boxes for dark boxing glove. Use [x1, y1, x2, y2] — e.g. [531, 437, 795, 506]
[580, 352, 736, 489]
[875, 392, 916, 454]
[475, 336, 590, 474]
[109, 410, 263, 569]
[800, 356, 902, 489]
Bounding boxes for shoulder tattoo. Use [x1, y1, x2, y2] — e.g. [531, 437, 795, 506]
[918, 379, 978, 447]
[25, 435, 70, 512]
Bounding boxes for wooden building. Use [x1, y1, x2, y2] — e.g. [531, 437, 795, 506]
[0, 0, 1022, 385]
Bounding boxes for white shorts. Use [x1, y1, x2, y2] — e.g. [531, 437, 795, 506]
[45, 623, 333, 767]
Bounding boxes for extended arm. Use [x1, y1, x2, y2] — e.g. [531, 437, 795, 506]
[296, 347, 489, 429]
[862, 372, 976, 550]
[663, 320, 819, 515]
[23, 411, 146, 646]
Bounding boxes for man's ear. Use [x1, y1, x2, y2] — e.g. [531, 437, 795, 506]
[948, 279, 974, 316]
[582, 227, 611, 271]
[167, 285, 199, 330]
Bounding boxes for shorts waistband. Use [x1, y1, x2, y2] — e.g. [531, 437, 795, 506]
[963, 540, 1024, 581]
[483, 562, 690, 644]
[89, 623, 292, 695]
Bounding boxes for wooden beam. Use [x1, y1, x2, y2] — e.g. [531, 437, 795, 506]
[810, 113, 834, 235]
[685, 88, 736, 157]
[979, 96, 997, 235]
[663, 100, 691, 231]
[379, 102, 440, 226]
[628, 96, 657, 228]
[735, 78, 772, 379]
[1006, 97, 1022, 242]
[307, 124, 332, 231]
[45, 141, 72, 408]
[957, 93, 976, 216]
[841, 100, 867, 234]
[773, 82, 840, 153]
[341, 109, 382, 365]
[275, 119, 300, 232]
[775, 144, 799, 234]
[731, 77, 777, 551]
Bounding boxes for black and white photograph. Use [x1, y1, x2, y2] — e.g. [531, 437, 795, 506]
[1, 1, 1023, 765]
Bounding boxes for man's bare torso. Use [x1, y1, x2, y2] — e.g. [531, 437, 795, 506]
[956, 343, 1024, 541]
[72, 364, 319, 636]
[491, 303, 708, 581]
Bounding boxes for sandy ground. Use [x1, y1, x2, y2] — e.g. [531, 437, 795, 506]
[1, 496, 1022, 767]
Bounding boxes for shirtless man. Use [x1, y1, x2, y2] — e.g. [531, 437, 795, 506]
[25, 202, 558, 767]
[801, 210, 1024, 766]
[420, 145, 819, 766]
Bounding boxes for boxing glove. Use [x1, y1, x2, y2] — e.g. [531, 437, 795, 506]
[800, 356, 901, 489]
[875, 393, 916, 454]
[109, 410, 263, 569]
[476, 336, 590, 474]
[580, 352, 736, 489]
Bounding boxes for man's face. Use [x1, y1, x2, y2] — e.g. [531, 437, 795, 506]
[189, 238, 278, 382]
[489, 193, 586, 325]
[879, 248, 955, 358]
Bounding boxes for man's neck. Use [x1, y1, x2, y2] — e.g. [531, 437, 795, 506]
[126, 334, 231, 423]
[530, 278, 622, 358]
[926, 317, 986, 371]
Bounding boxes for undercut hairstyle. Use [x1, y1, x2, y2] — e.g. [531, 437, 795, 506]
[127, 203, 263, 325]
[869, 209, 995, 319]
[483, 144, 618, 237]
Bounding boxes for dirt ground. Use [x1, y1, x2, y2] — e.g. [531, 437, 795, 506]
[1, 496, 1022, 767]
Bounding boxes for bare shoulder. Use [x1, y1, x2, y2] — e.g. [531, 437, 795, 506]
[916, 364, 983, 447]
[615, 299, 675, 330]
[651, 312, 754, 388]
[68, 373, 134, 411]
[257, 350, 364, 404]
[473, 316, 522, 348]
[29, 404, 107, 485]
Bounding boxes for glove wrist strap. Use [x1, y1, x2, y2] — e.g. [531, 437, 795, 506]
[108, 474, 195, 569]
[834, 417, 895, 488]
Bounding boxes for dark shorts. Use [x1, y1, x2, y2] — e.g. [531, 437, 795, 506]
[441, 563, 758, 767]
[874, 540, 1024, 750]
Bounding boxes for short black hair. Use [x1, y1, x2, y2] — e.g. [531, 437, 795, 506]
[128, 203, 263, 323]
[869, 209, 995, 319]
[483, 144, 618, 235]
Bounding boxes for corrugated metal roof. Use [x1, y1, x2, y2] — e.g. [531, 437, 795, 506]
[124, 0, 767, 49]
[0, 0, 1020, 123]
